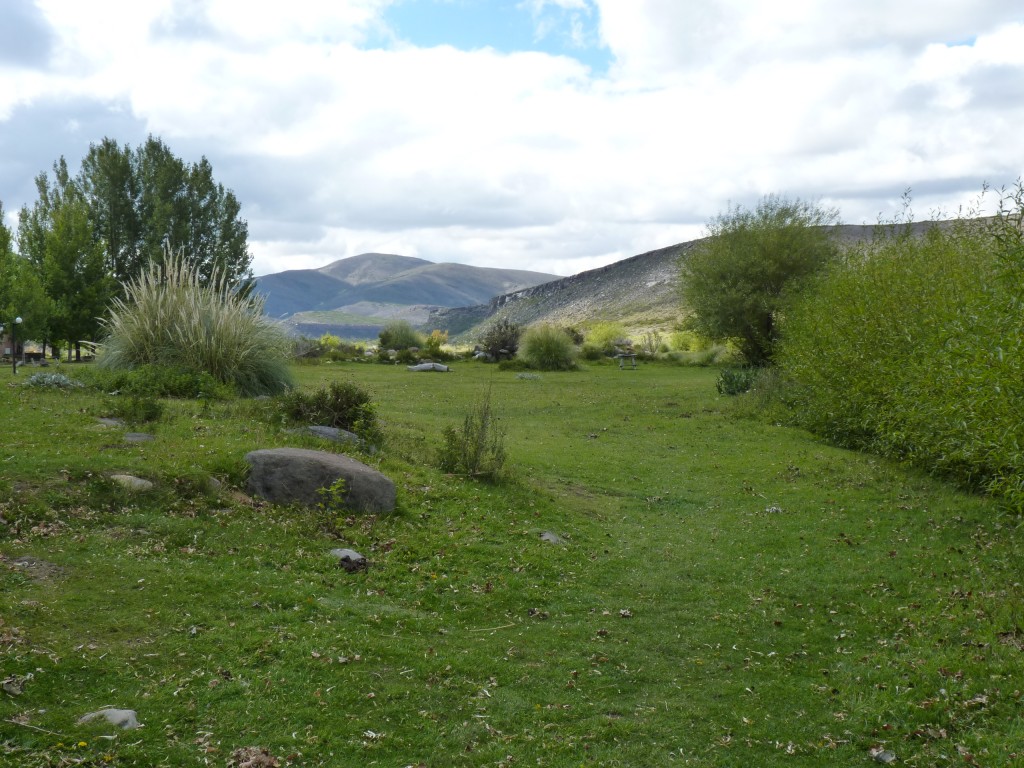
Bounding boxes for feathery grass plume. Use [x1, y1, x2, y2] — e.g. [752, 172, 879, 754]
[99, 247, 293, 396]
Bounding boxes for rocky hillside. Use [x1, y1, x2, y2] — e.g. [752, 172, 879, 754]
[426, 222, 936, 342]
[428, 240, 696, 340]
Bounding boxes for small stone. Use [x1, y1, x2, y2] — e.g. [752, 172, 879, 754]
[78, 707, 141, 730]
[110, 474, 155, 492]
[540, 531, 565, 545]
[870, 748, 897, 764]
[330, 548, 368, 572]
[2, 673, 31, 696]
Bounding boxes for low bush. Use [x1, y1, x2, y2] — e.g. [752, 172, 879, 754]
[379, 320, 423, 351]
[23, 372, 84, 390]
[301, 334, 366, 362]
[422, 330, 455, 361]
[518, 324, 578, 371]
[584, 321, 628, 355]
[637, 330, 663, 359]
[276, 380, 382, 445]
[84, 363, 232, 399]
[479, 318, 522, 360]
[437, 388, 507, 480]
[106, 395, 165, 424]
[716, 366, 758, 395]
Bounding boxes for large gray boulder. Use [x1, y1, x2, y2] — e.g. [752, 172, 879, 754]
[245, 448, 395, 512]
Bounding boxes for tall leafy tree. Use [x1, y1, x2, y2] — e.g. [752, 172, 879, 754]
[0, 200, 53, 352]
[76, 136, 252, 286]
[18, 161, 113, 358]
[679, 194, 840, 366]
[42, 197, 112, 357]
[78, 137, 143, 283]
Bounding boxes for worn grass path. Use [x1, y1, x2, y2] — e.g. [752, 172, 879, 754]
[1, 361, 1021, 766]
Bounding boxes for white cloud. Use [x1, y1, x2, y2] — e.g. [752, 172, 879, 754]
[2, 2, 1024, 278]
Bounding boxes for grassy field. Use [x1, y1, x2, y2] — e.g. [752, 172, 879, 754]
[1, 360, 1022, 766]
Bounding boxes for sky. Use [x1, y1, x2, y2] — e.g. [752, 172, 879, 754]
[1, 1, 1023, 278]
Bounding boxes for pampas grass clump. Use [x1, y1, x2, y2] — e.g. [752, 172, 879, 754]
[99, 251, 293, 396]
[518, 324, 578, 371]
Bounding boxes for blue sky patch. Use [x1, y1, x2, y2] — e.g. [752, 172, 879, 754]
[379, 0, 611, 73]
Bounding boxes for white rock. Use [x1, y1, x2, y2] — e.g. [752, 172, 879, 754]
[110, 474, 154, 492]
[78, 708, 142, 730]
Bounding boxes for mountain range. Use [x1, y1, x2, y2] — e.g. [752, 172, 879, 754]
[253, 253, 560, 339]
[255, 223, 924, 343]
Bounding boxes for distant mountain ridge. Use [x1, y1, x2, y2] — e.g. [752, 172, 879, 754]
[253, 252, 560, 338]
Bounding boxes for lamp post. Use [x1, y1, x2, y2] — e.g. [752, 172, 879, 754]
[11, 316, 22, 375]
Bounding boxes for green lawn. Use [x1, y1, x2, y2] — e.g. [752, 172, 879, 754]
[1, 360, 1021, 766]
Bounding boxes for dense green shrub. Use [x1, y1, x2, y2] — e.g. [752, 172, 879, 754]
[99, 250, 293, 396]
[422, 330, 454, 361]
[518, 324, 578, 371]
[777, 187, 1024, 509]
[86, 363, 232, 399]
[437, 388, 507, 480]
[716, 367, 758, 396]
[478, 318, 522, 360]
[106, 395, 165, 424]
[378, 320, 423, 351]
[276, 380, 382, 445]
[300, 334, 366, 362]
[584, 321, 628, 355]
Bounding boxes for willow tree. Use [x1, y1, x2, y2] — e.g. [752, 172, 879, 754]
[680, 194, 840, 366]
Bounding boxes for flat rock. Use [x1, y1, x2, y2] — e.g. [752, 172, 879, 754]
[245, 448, 395, 512]
[124, 432, 155, 443]
[97, 417, 125, 427]
[110, 474, 154, 492]
[289, 425, 362, 445]
[330, 548, 368, 572]
[540, 531, 566, 545]
[407, 362, 450, 372]
[78, 708, 142, 730]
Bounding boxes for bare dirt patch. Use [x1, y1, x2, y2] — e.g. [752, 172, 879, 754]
[0, 554, 65, 581]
